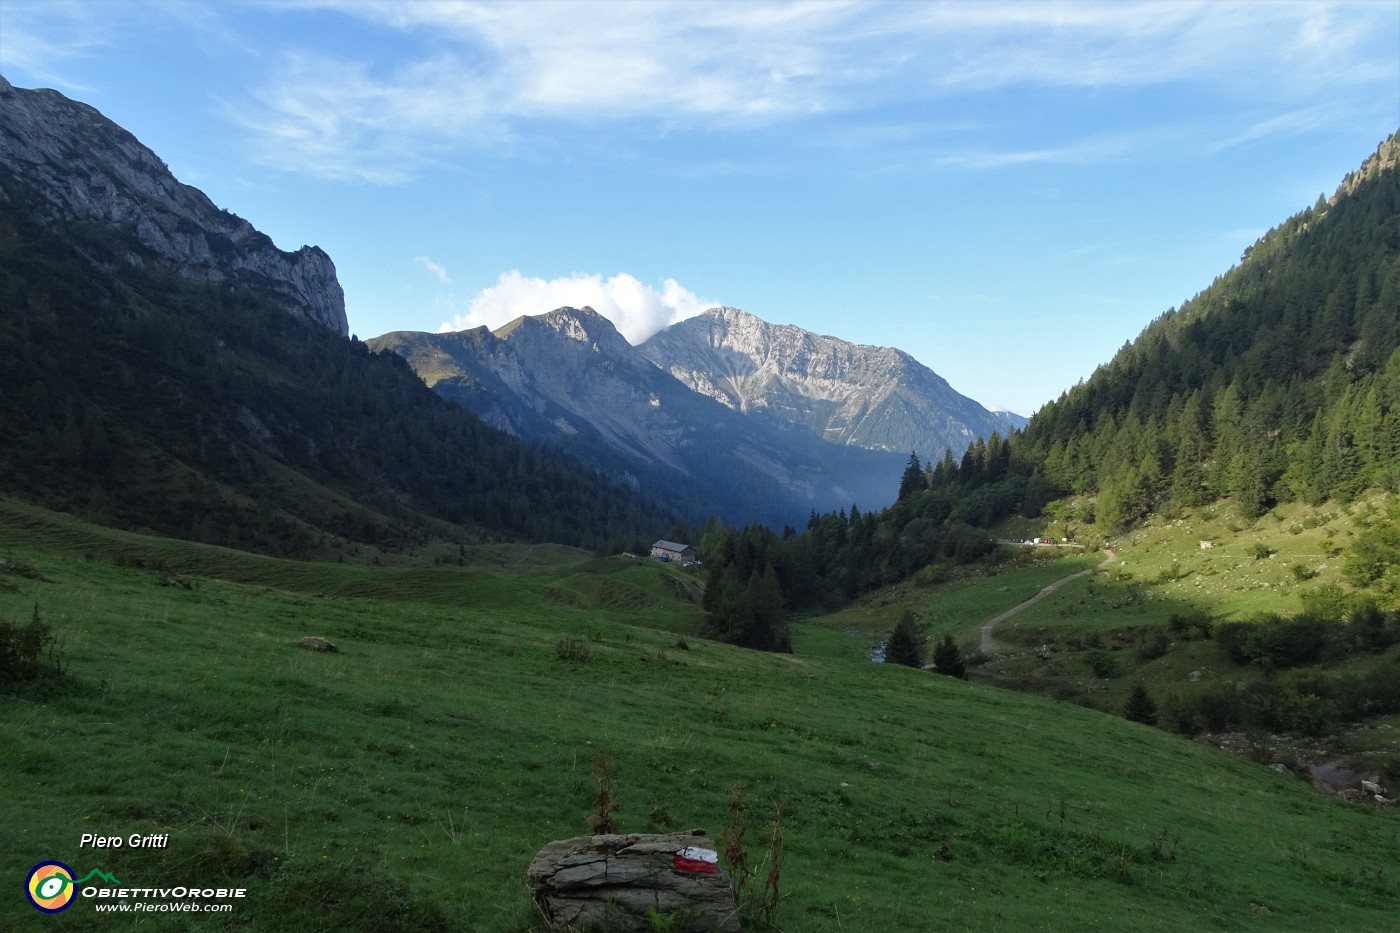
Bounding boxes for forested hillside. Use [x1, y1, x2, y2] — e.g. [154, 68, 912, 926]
[905, 133, 1399, 538]
[1023, 134, 1399, 526]
[0, 206, 670, 555]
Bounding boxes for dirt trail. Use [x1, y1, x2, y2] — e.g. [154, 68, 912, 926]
[978, 551, 1115, 655]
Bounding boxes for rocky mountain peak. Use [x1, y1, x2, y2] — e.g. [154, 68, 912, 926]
[0, 74, 347, 335]
[495, 305, 633, 356]
[640, 306, 1025, 456]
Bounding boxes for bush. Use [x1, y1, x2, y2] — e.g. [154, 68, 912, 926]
[1084, 649, 1118, 679]
[1167, 609, 1213, 639]
[1214, 620, 1261, 664]
[1137, 632, 1171, 661]
[1245, 680, 1337, 736]
[1299, 584, 1347, 623]
[555, 637, 592, 663]
[1253, 616, 1326, 668]
[0, 604, 67, 694]
[1164, 686, 1247, 734]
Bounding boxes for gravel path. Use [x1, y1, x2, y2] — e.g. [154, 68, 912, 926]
[978, 552, 1114, 655]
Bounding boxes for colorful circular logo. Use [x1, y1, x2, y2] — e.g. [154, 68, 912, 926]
[26, 861, 76, 913]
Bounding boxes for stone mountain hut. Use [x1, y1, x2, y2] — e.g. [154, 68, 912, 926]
[650, 540, 696, 563]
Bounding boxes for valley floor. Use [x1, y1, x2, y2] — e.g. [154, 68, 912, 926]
[3, 498, 1398, 931]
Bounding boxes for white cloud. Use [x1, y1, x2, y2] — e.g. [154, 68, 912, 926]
[221, 51, 503, 183]
[0, 1, 113, 91]
[3, 0, 247, 92]
[230, 0, 1397, 182]
[437, 271, 712, 344]
[414, 255, 451, 284]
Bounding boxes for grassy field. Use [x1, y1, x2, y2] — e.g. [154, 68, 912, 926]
[3, 499, 1399, 931]
[806, 495, 1400, 786]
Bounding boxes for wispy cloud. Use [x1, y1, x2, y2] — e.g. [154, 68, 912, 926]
[414, 255, 451, 285]
[2, 0, 249, 91]
[228, 2, 1397, 180]
[438, 270, 712, 344]
[0, 0, 111, 92]
[930, 128, 1156, 169]
[220, 51, 505, 183]
[19, 0, 1393, 183]
[1206, 106, 1355, 154]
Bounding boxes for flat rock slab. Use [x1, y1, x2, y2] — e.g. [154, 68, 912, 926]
[528, 832, 741, 932]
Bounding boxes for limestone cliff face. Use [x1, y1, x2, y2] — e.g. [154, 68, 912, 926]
[640, 307, 1026, 457]
[0, 74, 346, 335]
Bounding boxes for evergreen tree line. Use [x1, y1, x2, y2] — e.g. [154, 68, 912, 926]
[683, 464, 1005, 651]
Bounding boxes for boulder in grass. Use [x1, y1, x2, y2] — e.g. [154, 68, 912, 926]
[299, 636, 337, 652]
[527, 831, 740, 932]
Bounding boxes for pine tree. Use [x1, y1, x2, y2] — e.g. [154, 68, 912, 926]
[885, 610, 924, 668]
[897, 452, 927, 501]
[931, 634, 966, 679]
[1124, 682, 1158, 725]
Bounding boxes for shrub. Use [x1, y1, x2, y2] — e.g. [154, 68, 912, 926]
[586, 751, 620, 834]
[555, 637, 592, 663]
[1245, 680, 1337, 736]
[1168, 609, 1213, 639]
[0, 604, 67, 694]
[1164, 686, 1247, 734]
[1253, 616, 1326, 668]
[1084, 649, 1118, 679]
[1214, 620, 1260, 664]
[1299, 584, 1347, 623]
[1137, 632, 1170, 661]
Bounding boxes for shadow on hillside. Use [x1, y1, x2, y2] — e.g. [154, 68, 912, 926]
[970, 566, 1223, 708]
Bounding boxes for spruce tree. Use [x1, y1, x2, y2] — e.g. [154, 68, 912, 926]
[897, 452, 927, 501]
[931, 634, 966, 679]
[1124, 682, 1158, 725]
[885, 611, 924, 667]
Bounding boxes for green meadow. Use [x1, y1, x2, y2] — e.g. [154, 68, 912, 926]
[3, 497, 1398, 932]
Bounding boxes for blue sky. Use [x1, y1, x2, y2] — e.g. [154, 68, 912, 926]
[4, 1, 1397, 415]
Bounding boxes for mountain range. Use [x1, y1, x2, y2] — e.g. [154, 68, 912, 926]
[370, 306, 1022, 526]
[369, 310, 905, 528]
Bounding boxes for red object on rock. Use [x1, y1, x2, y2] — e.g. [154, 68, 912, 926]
[673, 846, 719, 874]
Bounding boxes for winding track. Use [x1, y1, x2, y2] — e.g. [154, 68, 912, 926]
[978, 550, 1115, 655]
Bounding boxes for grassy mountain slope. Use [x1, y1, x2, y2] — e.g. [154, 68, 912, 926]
[3, 505, 1398, 931]
[802, 492, 1400, 785]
